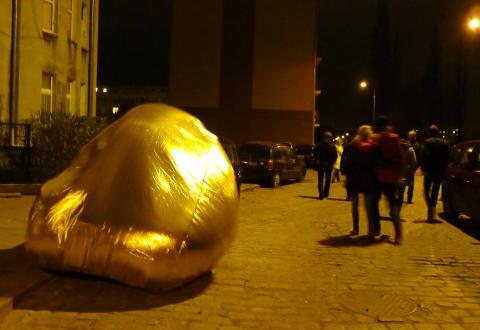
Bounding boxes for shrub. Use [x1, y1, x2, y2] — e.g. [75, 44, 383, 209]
[29, 111, 107, 182]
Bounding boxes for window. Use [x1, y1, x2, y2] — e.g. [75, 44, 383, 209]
[43, 0, 55, 32]
[66, 80, 75, 113]
[41, 73, 54, 112]
[67, 0, 75, 39]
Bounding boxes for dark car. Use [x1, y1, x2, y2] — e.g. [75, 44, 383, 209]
[238, 141, 306, 188]
[442, 140, 480, 220]
[220, 138, 242, 193]
[293, 144, 316, 168]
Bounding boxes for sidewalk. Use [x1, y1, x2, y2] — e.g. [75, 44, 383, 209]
[0, 183, 260, 319]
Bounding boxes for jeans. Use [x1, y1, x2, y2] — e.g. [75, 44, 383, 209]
[424, 174, 442, 208]
[373, 182, 402, 239]
[331, 169, 341, 182]
[351, 192, 375, 234]
[407, 175, 415, 202]
[317, 165, 333, 199]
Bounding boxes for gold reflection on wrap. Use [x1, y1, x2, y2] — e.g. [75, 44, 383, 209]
[25, 104, 238, 291]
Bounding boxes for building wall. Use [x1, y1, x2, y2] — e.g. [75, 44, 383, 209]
[169, 0, 317, 145]
[0, 1, 12, 122]
[1, 0, 98, 123]
[169, 0, 222, 109]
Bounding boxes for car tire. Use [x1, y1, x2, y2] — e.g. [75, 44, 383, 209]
[271, 172, 281, 188]
[296, 167, 306, 182]
[442, 189, 459, 220]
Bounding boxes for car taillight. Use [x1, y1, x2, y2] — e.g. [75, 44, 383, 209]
[268, 159, 273, 170]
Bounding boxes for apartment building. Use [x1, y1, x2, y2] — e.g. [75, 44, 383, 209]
[168, 0, 319, 145]
[0, 0, 99, 125]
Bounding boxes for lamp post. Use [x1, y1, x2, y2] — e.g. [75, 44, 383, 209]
[359, 80, 376, 125]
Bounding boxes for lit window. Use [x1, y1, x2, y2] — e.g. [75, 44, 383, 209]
[43, 0, 55, 32]
[112, 107, 119, 114]
[41, 73, 54, 113]
[67, 0, 75, 39]
[102, 87, 108, 93]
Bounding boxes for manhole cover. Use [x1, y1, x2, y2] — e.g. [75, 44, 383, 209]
[338, 290, 417, 318]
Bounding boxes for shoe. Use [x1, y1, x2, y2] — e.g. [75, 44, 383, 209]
[406, 200, 413, 204]
[350, 230, 359, 235]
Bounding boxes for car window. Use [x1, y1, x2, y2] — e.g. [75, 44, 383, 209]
[458, 145, 476, 167]
[286, 148, 297, 160]
[473, 145, 480, 170]
[272, 148, 283, 160]
[238, 144, 270, 160]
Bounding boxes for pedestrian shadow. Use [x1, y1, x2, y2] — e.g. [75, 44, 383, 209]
[412, 219, 443, 224]
[325, 197, 349, 202]
[438, 213, 480, 241]
[318, 234, 387, 247]
[297, 195, 319, 200]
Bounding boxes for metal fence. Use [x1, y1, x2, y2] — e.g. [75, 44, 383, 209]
[0, 123, 31, 182]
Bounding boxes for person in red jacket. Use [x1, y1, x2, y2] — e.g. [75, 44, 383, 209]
[372, 115, 406, 244]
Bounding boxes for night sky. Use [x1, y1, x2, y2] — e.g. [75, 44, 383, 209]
[98, 0, 479, 133]
[317, 0, 478, 133]
[98, 0, 172, 86]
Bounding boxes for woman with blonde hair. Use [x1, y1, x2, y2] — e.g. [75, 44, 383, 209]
[342, 125, 377, 236]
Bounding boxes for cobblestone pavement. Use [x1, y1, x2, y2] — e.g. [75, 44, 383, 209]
[1, 171, 480, 329]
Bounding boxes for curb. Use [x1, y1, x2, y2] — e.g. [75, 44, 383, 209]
[0, 184, 41, 196]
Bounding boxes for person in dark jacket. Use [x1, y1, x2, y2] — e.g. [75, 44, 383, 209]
[342, 125, 377, 236]
[314, 132, 338, 199]
[407, 130, 423, 204]
[398, 135, 417, 210]
[421, 125, 450, 221]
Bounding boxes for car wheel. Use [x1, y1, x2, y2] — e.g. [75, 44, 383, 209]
[296, 167, 306, 182]
[442, 189, 459, 220]
[271, 172, 281, 188]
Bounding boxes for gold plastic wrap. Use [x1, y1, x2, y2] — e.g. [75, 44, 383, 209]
[25, 104, 239, 291]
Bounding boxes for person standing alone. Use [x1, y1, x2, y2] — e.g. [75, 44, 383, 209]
[331, 138, 344, 183]
[421, 125, 449, 221]
[314, 132, 338, 200]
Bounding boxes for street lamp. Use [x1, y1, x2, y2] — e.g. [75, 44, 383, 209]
[468, 17, 480, 33]
[359, 80, 376, 125]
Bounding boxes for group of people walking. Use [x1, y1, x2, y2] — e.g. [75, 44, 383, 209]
[313, 115, 450, 245]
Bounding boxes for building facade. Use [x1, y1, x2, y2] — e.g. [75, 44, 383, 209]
[168, 0, 319, 145]
[0, 0, 99, 125]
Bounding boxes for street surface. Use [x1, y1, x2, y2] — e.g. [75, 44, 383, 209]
[1, 170, 480, 329]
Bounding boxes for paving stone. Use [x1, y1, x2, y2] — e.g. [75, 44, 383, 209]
[2, 173, 480, 328]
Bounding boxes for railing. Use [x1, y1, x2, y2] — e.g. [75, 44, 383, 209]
[0, 123, 32, 182]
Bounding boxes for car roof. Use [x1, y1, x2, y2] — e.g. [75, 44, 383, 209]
[454, 140, 480, 148]
[242, 141, 291, 148]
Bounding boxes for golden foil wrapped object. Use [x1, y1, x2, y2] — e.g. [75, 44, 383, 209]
[25, 104, 239, 291]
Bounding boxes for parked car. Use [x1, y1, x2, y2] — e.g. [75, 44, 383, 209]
[238, 141, 306, 188]
[293, 144, 316, 168]
[442, 140, 480, 220]
[220, 138, 242, 193]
